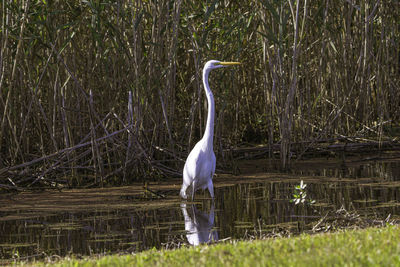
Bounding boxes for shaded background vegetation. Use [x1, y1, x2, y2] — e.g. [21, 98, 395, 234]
[0, 0, 399, 188]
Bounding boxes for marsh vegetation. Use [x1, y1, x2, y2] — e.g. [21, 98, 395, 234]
[1, 1, 399, 188]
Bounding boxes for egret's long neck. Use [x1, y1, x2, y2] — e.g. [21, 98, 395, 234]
[202, 69, 215, 150]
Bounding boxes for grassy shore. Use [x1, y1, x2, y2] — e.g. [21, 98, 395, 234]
[21, 226, 400, 267]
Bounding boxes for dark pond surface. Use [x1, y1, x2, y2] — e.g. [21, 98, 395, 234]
[1, 156, 400, 263]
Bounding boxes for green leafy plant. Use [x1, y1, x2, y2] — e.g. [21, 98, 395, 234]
[291, 180, 315, 205]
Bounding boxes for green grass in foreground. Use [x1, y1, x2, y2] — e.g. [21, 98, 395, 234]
[25, 226, 400, 267]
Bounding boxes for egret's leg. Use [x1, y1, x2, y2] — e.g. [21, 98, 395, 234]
[207, 179, 214, 199]
[191, 181, 196, 201]
[180, 184, 188, 199]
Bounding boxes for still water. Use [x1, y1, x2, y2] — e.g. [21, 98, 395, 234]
[0, 157, 399, 262]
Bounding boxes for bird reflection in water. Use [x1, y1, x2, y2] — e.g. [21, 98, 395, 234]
[180, 203, 218, 246]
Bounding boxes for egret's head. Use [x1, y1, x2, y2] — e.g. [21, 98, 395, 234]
[204, 60, 241, 72]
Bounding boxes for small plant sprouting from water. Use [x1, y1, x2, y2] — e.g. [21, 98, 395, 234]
[291, 180, 315, 205]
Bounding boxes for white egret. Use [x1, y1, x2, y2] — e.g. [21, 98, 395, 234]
[180, 60, 241, 200]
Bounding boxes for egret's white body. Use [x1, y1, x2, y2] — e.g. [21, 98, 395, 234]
[180, 60, 240, 200]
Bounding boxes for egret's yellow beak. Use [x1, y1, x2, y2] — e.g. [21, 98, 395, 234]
[219, 62, 241, 66]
